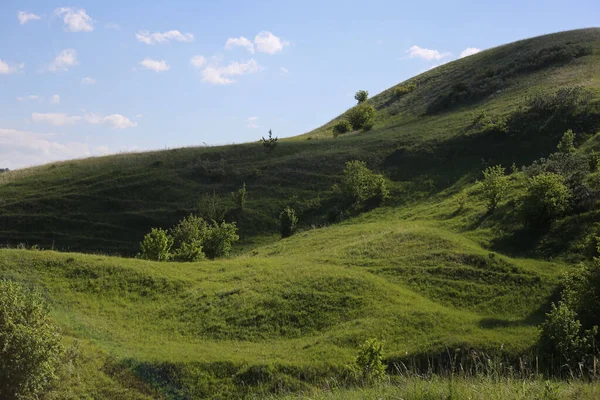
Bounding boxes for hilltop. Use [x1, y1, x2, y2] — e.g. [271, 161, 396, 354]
[1, 28, 600, 398]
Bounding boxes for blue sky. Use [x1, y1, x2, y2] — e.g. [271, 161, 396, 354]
[0, 0, 598, 169]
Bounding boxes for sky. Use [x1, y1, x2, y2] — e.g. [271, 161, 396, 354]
[0, 0, 599, 169]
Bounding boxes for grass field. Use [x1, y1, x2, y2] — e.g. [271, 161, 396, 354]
[2, 28, 600, 398]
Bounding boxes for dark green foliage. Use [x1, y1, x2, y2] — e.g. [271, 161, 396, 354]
[354, 338, 386, 383]
[0, 280, 63, 399]
[332, 120, 352, 136]
[202, 221, 239, 259]
[427, 43, 592, 114]
[520, 172, 571, 227]
[279, 207, 298, 238]
[539, 302, 589, 372]
[345, 104, 376, 131]
[557, 130, 576, 154]
[479, 165, 508, 212]
[261, 129, 278, 152]
[589, 151, 600, 172]
[469, 110, 507, 134]
[336, 160, 389, 209]
[354, 90, 368, 104]
[139, 228, 173, 261]
[561, 260, 600, 334]
[231, 183, 247, 211]
[197, 191, 227, 222]
[170, 215, 207, 262]
[0, 168, 8, 173]
[393, 83, 416, 98]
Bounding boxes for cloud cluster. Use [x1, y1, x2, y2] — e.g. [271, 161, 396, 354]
[197, 59, 262, 85]
[247, 116, 259, 128]
[81, 77, 96, 84]
[31, 112, 137, 129]
[136, 30, 194, 45]
[48, 49, 78, 72]
[225, 31, 288, 54]
[17, 11, 40, 25]
[139, 58, 170, 72]
[460, 47, 482, 58]
[0, 128, 95, 169]
[0, 59, 24, 74]
[406, 45, 451, 61]
[54, 7, 94, 32]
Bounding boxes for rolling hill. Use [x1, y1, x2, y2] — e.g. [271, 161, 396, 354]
[2, 28, 600, 398]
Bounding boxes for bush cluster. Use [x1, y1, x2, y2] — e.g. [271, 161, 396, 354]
[139, 215, 239, 261]
[393, 82, 416, 98]
[346, 104, 376, 132]
[335, 160, 389, 210]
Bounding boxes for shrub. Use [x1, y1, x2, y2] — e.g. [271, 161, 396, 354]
[455, 189, 468, 211]
[197, 191, 227, 222]
[354, 338, 386, 383]
[539, 302, 588, 371]
[557, 129, 576, 154]
[279, 207, 298, 238]
[139, 228, 173, 261]
[170, 215, 207, 262]
[203, 221, 239, 259]
[354, 90, 368, 104]
[338, 160, 389, 209]
[393, 83, 416, 98]
[589, 151, 600, 172]
[231, 182, 247, 211]
[479, 165, 508, 212]
[0, 280, 63, 399]
[521, 172, 571, 227]
[332, 120, 352, 136]
[261, 129, 278, 153]
[346, 104, 376, 131]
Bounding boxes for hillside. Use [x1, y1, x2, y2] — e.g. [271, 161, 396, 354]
[2, 28, 600, 398]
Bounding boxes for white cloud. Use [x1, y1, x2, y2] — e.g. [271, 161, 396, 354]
[460, 47, 482, 58]
[0, 128, 95, 169]
[81, 77, 96, 84]
[247, 116, 259, 129]
[0, 59, 24, 74]
[254, 31, 288, 54]
[190, 55, 206, 68]
[407, 45, 451, 61]
[48, 49, 78, 72]
[84, 113, 137, 128]
[54, 7, 94, 32]
[139, 58, 169, 72]
[18, 11, 41, 25]
[31, 112, 136, 129]
[95, 145, 110, 155]
[201, 59, 262, 85]
[17, 95, 41, 102]
[225, 36, 255, 53]
[104, 22, 120, 30]
[136, 30, 194, 45]
[52, 95, 60, 104]
[280, 67, 289, 74]
[32, 113, 82, 126]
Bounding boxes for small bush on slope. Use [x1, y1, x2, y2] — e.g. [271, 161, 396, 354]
[478, 165, 508, 213]
[279, 206, 298, 238]
[345, 104, 376, 131]
[0, 280, 63, 399]
[520, 172, 571, 227]
[139, 228, 173, 261]
[335, 160, 389, 210]
[203, 221, 239, 259]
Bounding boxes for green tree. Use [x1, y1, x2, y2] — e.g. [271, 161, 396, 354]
[346, 104, 376, 131]
[589, 151, 600, 172]
[203, 221, 239, 259]
[139, 227, 173, 261]
[338, 160, 389, 209]
[279, 206, 298, 238]
[332, 120, 352, 137]
[231, 182, 248, 211]
[521, 172, 571, 226]
[261, 129, 278, 152]
[354, 338, 386, 383]
[479, 165, 508, 212]
[539, 302, 586, 371]
[354, 90, 369, 104]
[170, 215, 207, 262]
[0, 280, 63, 399]
[557, 129, 576, 154]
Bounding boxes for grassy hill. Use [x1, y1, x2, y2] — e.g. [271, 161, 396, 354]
[2, 28, 600, 398]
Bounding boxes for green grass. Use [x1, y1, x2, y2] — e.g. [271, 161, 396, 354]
[1, 28, 600, 398]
